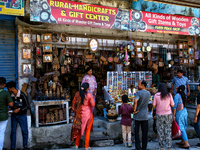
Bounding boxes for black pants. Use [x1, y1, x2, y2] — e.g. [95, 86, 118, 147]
[134, 120, 148, 150]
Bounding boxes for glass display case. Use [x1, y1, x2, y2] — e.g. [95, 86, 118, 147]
[187, 83, 199, 108]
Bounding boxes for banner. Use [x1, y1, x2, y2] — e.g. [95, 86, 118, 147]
[129, 10, 200, 36]
[30, 0, 129, 31]
[0, 0, 24, 16]
[132, 0, 199, 18]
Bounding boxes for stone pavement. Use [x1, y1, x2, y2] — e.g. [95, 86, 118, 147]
[54, 138, 200, 150]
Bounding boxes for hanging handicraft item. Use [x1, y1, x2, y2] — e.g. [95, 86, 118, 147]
[52, 56, 60, 71]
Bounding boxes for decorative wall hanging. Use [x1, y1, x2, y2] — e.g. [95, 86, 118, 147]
[52, 56, 60, 71]
[179, 50, 183, 57]
[183, 58, 189, 65]
[22, 48, 32, 60]
[136, 52, 143, 58]
[61, 33, 69, 42]
[178, 43, 183, 49]
[188, 36, 194, 45]
[195, 51, 199, 59]
[52, 33, 60, 42]
[183, 50, 188, 57]
[136, 47, 141, 52]
[188, 47, 195, 57]
[37, 34, 41, 42]
[183, 42, 188, 49]
[42, 33, 52, 42]
[22, 63, 33, 75]
[89, 39, 99, 53]
[22, 33, 31, 44]
[189, 58, 195, 67]
[43, 54, 52, 63]
[36, 57, 43, 69]
[43, 44, 52, 52]
[36, 47, 42, 56]
[135, 40, 141, 47]
[114, 57, 119, 63]
[179, 58, 184, 65]
[52, 46, 58, 56]
[108, 57, 113, 63]
[131, 51, 135, 58]
[146, 46, 151, 52]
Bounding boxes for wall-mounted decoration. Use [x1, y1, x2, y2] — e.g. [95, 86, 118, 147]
[43, 33, 52, 42]
[189, 58, 195, 67]
[22, 33, 31, 44]
[131, 51, 135, 58]
[136, 47, 141, 52]
[188, 36, 195, 45]
[179, 58, 184, 65]
[195, 51, 199, 59]
[179, 50, 183, 57]
[52, 33, 60, 42]
[61, 33, 69, 42]
[89, 39, 99, 53]
[36, 57, 43, 69]
[135, 40, 141, 47]
[43, 44, 52, 52]
[22, 48, 32, 60]
[37, 34, 41, 42]
[22, 63, 33, 75]
[136, 52, 143, 58]
[36, 47, 42, 56]
[183, 58, 189, 65]
[188, 47, 195, 57]
[183, 42, 188, 49]
[183, 50, 188, 57]
[43, 54, 52, 63]
[178, 43, 183, 49]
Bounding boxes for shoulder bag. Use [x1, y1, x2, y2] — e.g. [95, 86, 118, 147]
[176, 94, 184, 111]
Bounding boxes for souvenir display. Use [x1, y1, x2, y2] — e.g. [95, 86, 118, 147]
[61, 33, 69, 42]
[89, 39, 99, 53]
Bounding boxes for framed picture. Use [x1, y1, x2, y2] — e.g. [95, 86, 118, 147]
[131, 51, 135, 58]
[179, 50, 183, 57]
[36, 47, 42, 56]
[43, 54, 52, 63]
[178, 43, 183, 49]
[43, 33, 52, 42]
[37, 34, 41, 42]
[183, 58, 189, 65]
[188, 36, 194, 45]
[136, 52, 143, 58]
[22, 63, 33, 75]
[183, 50, 188, 58]
[188, 47, 195, 57]
[195, 51, 199, 60]
[22, 48, 32, 60]
[183, 42, 188, 49]
[136, 47, 141, 52]
[135, 40, 141, 47]
[22, 33, 31, 44]
[43, 44, 52, 52]
[189, 58, 195, 67]
[179, 58, 184, 65]
[36, 58, 43, 69]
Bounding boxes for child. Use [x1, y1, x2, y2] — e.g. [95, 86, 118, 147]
[118, 95, 134, 147]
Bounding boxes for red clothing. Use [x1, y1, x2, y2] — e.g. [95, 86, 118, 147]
[119, 104, 133, 126]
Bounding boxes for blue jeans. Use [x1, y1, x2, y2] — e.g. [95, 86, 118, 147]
[11, 114, 28, 149]
[0, 120, 8, 150]
[194, 116, 200, 138]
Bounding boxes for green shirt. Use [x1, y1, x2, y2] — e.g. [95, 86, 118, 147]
[152, 73, 160, 87]
[0, 88, 13, 121]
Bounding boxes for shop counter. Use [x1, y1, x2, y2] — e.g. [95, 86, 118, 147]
[33, 100, 69, 127]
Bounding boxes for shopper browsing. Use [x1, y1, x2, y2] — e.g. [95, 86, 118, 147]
[173, 85, 190, 149]
[7, 81, 29, 150]
[118, 95, 133, 147]
[0, 77, 13, 150]
[133, 80, 151, 150]
[153, 83, 174, 150]
[194, 83, 200, 148]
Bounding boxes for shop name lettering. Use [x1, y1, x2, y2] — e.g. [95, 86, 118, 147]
[145, 13, 188, 27]
[50, 0, 116, 22]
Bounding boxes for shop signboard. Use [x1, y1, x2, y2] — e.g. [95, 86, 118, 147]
[30, 0, 129, 31]
[0, 0, 24, 16]
[129, 10, 200, 36]
[132, 0, 199, 18]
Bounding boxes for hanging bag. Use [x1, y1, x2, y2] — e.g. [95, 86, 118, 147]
[176, 94, 184, 111]
[172, 120, 182, 139]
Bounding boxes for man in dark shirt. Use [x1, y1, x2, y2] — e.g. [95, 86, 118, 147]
[0, 77, 13, 150]
[194, 83, 200, 148]
[6, 81, 29, 150]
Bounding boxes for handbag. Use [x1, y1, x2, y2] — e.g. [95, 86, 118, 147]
[176, 94, 184, 111]
[172, 120, 182, 139]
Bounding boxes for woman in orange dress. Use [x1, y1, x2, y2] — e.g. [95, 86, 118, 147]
[71, 83, 95, 150]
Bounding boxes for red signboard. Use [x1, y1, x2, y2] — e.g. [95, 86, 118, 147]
[129, 10, 200, 36]
[30, 0, 129, 30]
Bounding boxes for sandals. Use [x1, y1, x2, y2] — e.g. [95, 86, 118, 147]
[71, 146, 78, 149]
[176, 142, 184, 145]
[85, 147, 92, 150]
[179, 145, 190, 149]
